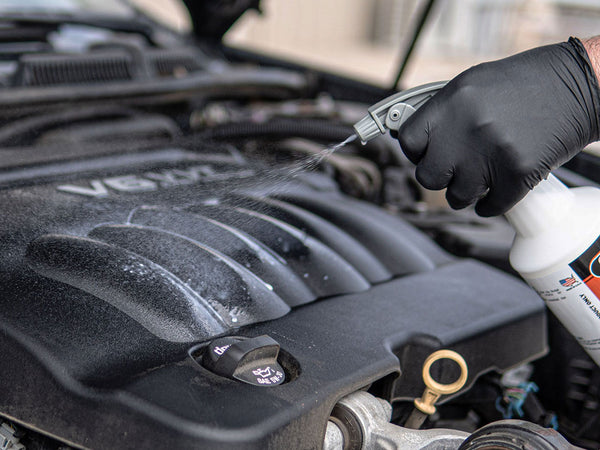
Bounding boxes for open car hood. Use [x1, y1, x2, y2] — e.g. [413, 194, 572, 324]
[181, 0, 261, 41]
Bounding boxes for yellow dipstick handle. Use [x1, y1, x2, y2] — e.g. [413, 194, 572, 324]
[414, 349, 468, 415]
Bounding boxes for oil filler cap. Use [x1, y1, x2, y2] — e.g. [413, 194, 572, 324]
[201, 335, 285, 387]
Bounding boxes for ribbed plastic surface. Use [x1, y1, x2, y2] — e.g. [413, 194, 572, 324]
[26, 190, 449, 342]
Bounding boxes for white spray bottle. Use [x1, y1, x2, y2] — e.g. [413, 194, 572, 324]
[506, 174, 600, 365]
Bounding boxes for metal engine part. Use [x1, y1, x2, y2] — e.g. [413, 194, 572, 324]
[325, 391, 469, 450]
[325, 391, 580, 450]
[459, 420, 582, 450]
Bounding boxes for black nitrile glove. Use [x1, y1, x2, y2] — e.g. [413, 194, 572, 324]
[397, 37, 600, 216]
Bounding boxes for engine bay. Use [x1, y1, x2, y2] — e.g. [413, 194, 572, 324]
[0, 7, 599, 449]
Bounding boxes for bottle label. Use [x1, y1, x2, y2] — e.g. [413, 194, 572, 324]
[526, 235, 600, 361]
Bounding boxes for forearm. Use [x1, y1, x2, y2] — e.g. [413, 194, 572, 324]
[583, 36, 600, 82]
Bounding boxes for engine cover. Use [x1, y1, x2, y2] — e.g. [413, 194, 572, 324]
[0, 141, 546, 449]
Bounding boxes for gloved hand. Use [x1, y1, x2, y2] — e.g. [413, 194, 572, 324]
[396, 37, 600, 216]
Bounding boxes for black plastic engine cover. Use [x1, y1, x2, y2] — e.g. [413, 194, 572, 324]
[0, 141, 547, 449]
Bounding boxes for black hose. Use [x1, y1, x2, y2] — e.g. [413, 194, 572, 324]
[196, 118, 355, 143]
[196, 118, 410, 169]
[0, 105, 140, 146]
[0, 68, 308, 110]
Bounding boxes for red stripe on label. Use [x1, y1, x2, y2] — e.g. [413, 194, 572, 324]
[585, 277, 600, 298]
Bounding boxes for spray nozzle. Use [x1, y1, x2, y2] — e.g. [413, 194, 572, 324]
[353, 81, 447, 144]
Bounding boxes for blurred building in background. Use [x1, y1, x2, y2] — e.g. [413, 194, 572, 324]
[225, 0, 600, 87]
[135, 0, 600, 88]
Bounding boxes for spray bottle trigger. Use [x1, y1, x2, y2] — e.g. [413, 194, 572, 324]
[352, 80, 447, 144]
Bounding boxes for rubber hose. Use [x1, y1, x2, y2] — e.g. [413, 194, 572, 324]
[197, 118, 405, 167]
[197, 118, 355, 143]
